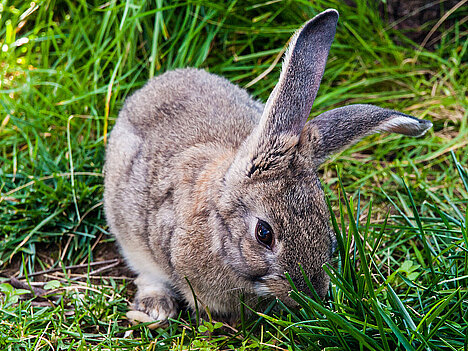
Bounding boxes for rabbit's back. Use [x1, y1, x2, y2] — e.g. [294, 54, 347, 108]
[119, 68, 263, 153]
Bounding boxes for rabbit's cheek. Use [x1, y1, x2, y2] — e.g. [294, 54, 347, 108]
[235, 239, 271, 278]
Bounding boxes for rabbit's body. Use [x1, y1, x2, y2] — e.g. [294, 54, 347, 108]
[104, 9, 432, 326]
[105, 69, 266, 317]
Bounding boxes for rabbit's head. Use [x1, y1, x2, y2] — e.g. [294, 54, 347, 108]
[212, 9, 432, 303]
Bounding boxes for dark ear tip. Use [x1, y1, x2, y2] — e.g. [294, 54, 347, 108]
[416, 119, 433, 136]
[423, 120, 433, 132]
[318, 8, 339, 21]
[407, 113, 433, 129]
[323, 8, 339, 17]
[421, 119, 433, 128]
[300, 9, 339, 37]
[303, 9, 339, 28]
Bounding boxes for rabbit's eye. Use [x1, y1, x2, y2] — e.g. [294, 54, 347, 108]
[255, 219, 274, 249]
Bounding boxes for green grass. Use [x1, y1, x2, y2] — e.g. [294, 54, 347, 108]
[0, 0, 467, 349]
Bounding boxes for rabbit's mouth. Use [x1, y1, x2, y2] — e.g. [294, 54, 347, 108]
[253, 270, 330, 305]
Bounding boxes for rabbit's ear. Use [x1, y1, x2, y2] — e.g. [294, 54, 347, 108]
[298, 104, 433, 166]
[260, 9, 339, 137]
[226, 10, 339, 180]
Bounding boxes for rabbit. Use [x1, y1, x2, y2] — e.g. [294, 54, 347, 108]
[103, 9, 432, 326]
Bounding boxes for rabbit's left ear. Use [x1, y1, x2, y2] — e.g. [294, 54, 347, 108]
[297, 104, 433, 167]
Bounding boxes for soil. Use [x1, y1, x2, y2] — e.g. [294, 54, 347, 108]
[1, 241, 137, 300]
[379, 0, 462, 48]
[343, 0, 462, 49]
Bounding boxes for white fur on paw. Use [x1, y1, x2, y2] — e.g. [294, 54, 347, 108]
[126, 310, 164, 330]
[129, 289, 178, 329]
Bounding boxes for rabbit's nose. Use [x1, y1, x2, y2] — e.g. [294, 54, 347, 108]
[291, 269, 330, 301]
[309, 269, 331, 300]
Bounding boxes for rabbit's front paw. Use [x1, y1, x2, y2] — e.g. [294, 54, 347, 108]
[127, 287, 178, 328]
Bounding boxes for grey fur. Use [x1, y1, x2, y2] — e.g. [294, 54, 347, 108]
[104, 9, 432, 323]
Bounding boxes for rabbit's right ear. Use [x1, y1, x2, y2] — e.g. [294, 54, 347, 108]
[259, 8, 339, 137]
[227, 10, 339, 180]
